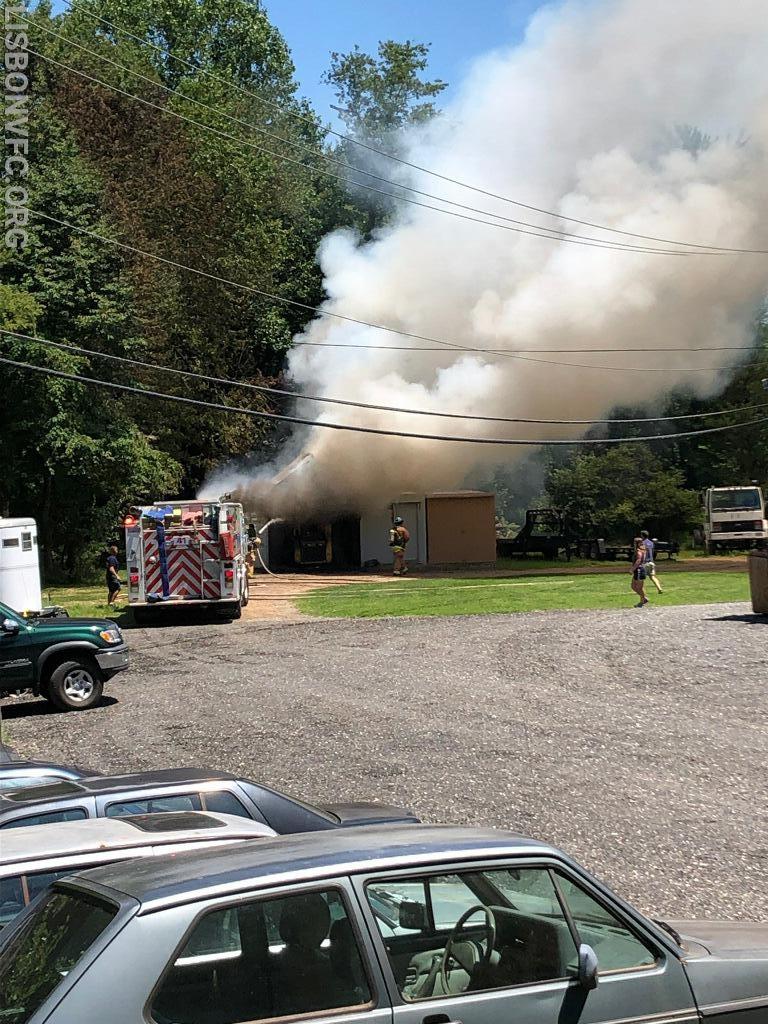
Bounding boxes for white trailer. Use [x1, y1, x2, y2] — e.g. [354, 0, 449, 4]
[0, 517, 42, 613]
[124, 500, 248, 622]
[702, 485, 768, 553]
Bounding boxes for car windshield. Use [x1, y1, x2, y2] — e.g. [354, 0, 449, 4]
[0, 888, 117, 1023]
[711, 489, 762, 511]
[0, 601, 22, 623]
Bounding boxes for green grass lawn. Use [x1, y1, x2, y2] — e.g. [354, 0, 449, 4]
[298, 570, 750, 619]
[40, 584, 130, 622]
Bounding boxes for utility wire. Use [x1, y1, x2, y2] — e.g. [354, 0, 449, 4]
[4, 355, 768, 445]
[294, 340, 758, 354]
[30, 47, 708, 257]
[5, 326, 765, 425]
[28, 210, 761, 375]
[26, 20, 741, 257]
[59, 0, 768, 255]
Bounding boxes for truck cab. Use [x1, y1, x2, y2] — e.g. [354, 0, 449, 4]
[703, 485, 768, 553]
[0, 600, 128, 711]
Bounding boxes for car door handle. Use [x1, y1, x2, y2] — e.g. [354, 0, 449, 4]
[423, 1016, 462, 1024]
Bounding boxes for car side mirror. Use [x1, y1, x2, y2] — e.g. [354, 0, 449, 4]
[578, 943, 599, 990]
[1, 618, 19, 636]
[398, 900, 428, 930]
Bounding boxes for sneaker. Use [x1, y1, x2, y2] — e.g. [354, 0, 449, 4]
[393, 570, 401, 576]
[635, 601, 646, 608]
[400, 567, 409, 575]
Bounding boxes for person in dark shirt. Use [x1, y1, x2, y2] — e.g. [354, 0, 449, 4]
[106, 545, 122, 605]
[640, 530, 663, 593]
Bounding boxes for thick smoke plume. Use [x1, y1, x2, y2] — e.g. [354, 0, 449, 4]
[205, 0, 768, 516]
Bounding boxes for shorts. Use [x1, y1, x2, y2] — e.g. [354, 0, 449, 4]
[633, 567, 646, 581]
[107, 578, 122, 594]
[392, 546, 405, 555]
[644, 561, 656, 575]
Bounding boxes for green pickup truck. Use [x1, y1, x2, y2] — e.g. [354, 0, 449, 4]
[0, 600, 129, 711]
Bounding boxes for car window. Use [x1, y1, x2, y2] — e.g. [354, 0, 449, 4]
[0, 777, 48, 792]
[555, 873, 656, 972]
[0, 869, 109, 931]
[106, 793, 202, 817]
[0, 876, 25, 929]
[25, 869, 75, 905]
[151, 888, 372, 1024]
[0, 888, 117, 1024]
[0, 808, 88, 829]
[200, 790, 251, 818]
[367, 867, 577, 1001]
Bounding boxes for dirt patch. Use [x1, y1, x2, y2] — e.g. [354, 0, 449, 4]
[243, 570, 410, 621]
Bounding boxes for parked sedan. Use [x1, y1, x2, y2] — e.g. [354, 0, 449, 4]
[0, 759, 98, 793]
[0, 767, 419, 832]
[1, 823, 765, 1024]
[0, 811, 275, 930]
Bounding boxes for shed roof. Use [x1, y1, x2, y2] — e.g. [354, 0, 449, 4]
[426, 491, 494, 499]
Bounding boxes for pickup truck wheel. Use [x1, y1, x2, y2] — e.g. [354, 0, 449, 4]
[47, 660, 104, 711]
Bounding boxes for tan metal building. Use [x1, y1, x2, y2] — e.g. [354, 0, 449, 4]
[424, 491, 496, 567]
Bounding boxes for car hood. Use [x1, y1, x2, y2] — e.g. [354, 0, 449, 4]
[668, 920, 768, 1015]
[670, 919, 768, 958]
[29, 617, 117, 632]
[321, 801, 420, 827]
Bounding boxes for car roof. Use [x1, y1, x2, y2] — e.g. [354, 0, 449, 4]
[0, 812, 275, 867]
[0, 768, 239, 810]
[0, 760, 93, 777]
[69, 824, 560, 914]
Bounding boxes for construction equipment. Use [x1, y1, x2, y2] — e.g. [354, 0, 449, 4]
[497, 508, 680, 562]
[123, 500, 247, 622]
[496, 509, 572, 560]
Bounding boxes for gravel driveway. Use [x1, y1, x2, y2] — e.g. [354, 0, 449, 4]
[3, 601, 766, 922]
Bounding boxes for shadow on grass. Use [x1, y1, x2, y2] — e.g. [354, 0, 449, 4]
[0, 696, 119, 720]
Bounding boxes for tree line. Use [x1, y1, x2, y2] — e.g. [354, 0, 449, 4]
[1, 0, 442, 577]
[2, 0, 766, 576]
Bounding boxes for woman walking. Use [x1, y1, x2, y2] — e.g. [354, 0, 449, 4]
[631, 537, 648, 607]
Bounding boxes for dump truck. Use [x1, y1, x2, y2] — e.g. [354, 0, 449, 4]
[123, 500, 248, 622]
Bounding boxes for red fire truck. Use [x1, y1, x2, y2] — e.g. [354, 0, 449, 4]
[123, 500, 248, 623]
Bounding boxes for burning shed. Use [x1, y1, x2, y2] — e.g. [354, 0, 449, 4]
[255, 490, 495, 572]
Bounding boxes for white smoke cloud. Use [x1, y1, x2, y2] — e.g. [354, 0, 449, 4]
[206, 0, 768, 515]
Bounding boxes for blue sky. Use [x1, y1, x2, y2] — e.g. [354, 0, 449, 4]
[265, 0, 545, 120]
[48, 0, 546, 119]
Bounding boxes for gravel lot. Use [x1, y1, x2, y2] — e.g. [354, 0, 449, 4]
[3, 601, 767, 922]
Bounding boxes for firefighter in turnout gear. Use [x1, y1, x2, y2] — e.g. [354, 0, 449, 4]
[389, 516, 410, 575]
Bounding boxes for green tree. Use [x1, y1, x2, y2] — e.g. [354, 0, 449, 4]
[546, 445, 701, 540]
[323, 40, 447, 229]
[323, 40, 447, 142]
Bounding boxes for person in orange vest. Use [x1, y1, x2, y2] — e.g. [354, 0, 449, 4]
[389, 517, 410, 575]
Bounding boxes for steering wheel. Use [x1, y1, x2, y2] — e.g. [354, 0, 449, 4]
[440, 905, 497, 995]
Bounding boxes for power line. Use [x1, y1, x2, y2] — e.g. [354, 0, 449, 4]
[5, 326, 765, 424]
[294, 340, 759, 354]
[59, 0, 768, 256]
[30, 47, 708, 257]
[26, 20, 742, 258]
[28, 210, 762, 375]
[4, 354, 768, 444]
